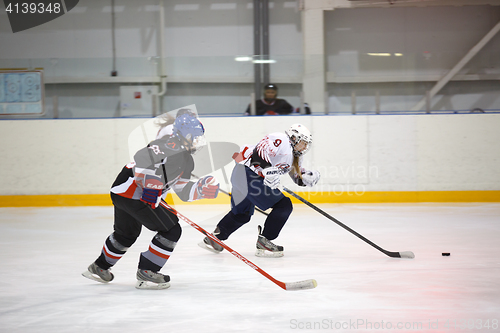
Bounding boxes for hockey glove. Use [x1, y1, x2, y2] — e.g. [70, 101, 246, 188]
[139, 175, 163, 208]
[195, 176, 220, 199]
[263, 167, 281, 189]
[301, 170, 320, 187]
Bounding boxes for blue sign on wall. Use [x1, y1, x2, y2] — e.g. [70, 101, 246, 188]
[0, 71, 43, 115]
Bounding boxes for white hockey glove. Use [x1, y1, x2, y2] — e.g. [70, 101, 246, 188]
[301, 170, 320, 187]
[263, 167, 281, 189]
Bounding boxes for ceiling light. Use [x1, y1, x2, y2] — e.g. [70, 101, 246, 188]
[235, 56, 252, 62]
[367, 53, 391, 57]
[252, 59, 277, 64]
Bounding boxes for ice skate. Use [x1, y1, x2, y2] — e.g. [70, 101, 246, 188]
[198, 228, 224, 253]
[255, 225, 284, 258]
[82, 262, 114, 283]
[135, 269, 170, 290]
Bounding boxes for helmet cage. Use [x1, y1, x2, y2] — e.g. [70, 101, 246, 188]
[286, 124, 312, 157]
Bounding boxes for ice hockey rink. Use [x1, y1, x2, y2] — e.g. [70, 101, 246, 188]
[1, 202, 499, 333]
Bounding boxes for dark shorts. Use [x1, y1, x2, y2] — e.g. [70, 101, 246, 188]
[230, 164, 285, 216]
[110, 193, 179, 240]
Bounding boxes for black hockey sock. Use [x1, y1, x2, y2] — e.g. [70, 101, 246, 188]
[216, 211, 251, 240]
[261, 196, 293, 240]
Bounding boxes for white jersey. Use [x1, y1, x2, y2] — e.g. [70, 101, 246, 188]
[237, 132, 301, 177]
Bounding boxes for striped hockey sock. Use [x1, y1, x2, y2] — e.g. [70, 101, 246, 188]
[96, 233, 129, 269]
[139, 233, 177, 272]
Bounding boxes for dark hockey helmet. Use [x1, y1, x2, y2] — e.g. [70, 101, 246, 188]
[173, 114, 206, 153]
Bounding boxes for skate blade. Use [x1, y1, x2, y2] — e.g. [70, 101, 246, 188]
[135, 280, 170, 290]
[198, 241, 223, 254]
[81, 270, 113, 283]
[255, 249, 284, 258]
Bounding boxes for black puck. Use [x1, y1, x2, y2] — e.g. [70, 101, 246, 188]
[442, 253, 450, 256]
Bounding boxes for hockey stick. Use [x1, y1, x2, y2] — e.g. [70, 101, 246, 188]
[281, 187, 415, 259]
[159, 200, 317, 291]
[218, 188, 269, 216]
[191, 173, 269, 216]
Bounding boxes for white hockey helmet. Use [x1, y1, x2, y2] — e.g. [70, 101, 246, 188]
[285, 124, 312, 157]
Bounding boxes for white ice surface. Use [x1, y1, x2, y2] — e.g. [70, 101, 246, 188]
[1, 203, 499, 332]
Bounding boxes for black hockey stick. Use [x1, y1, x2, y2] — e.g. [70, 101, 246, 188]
[191, 173, 269, 216]
[282, 187, 415, 259]
[218, 188, 269, 216]
[159, 200, 317, 290]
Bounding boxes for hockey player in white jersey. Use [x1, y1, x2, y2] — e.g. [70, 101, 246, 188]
[200, 124, 320, 257]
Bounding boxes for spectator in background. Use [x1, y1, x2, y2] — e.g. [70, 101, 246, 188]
[244, 84, 294, 116]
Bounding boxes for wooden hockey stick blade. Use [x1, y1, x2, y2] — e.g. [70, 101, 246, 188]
[399, 251, 415, 259]
[282, 187, 415, 259]
[159, 201, 317, 291]
[286, 279, 318, 291]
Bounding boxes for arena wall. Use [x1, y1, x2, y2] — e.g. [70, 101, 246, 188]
[1, 114, 498, 206]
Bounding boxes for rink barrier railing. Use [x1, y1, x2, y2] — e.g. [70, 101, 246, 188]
[0, 190, 499, 207]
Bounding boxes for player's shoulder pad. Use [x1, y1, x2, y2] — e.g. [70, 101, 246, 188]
[266, 132, 288, 140]
[266, 132, 290, 147]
